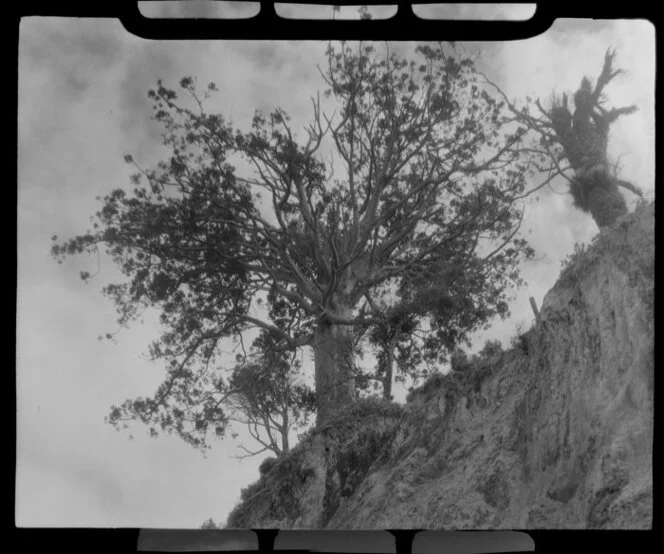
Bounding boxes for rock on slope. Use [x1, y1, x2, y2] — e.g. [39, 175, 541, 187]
[226, 203, 654, 530]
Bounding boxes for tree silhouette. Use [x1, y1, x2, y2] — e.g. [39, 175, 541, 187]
[52, 42, 534, 449]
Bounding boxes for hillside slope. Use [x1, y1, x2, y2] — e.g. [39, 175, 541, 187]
[226, 203, 654, 530]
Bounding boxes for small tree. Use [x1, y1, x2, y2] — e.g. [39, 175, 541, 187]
[200, 517, 221, 529]
[227, 330, 316, 458]
[482, 47, 642, 229]
[366, 311, 420, 400]
[364, 252, 521, 399]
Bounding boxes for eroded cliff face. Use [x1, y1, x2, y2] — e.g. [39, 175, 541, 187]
[226, 203, 654, 530]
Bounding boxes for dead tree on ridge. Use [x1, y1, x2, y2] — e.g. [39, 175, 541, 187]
[483, 47, 642, 229]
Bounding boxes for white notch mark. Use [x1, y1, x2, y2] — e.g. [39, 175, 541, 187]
[275, 3, 398, 20]
[413, 3, 537, 21]
[138, 1, 261, 19]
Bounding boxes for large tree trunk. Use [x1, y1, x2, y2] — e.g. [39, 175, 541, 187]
[313, 306, 357, 426]
[382, 352, 393, 401]
[281, 404, 289, 455]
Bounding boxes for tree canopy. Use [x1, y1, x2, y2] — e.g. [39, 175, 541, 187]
[52, 41, 535, 449]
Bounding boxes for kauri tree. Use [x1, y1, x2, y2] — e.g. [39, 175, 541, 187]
[52, 42, 535, 450]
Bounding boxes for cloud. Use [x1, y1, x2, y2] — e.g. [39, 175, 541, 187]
[20, 18, 124, 93]
[18, 19, 125, 162]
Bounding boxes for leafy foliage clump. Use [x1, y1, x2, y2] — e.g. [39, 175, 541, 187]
[321, 395, 404, 431]
[408, 339, 504, 405]
[322, 423, 394, 525]
[560, 241, 594, 272]
[510, 321, 535, 355]
[477, 338, 504, 360]
[258, 456, 278, 475]
[450, 348, 472, 373]
[406, 372, 446, 402]
[239, 479, 267, 503]
[226, 447, 316, 528]
[200, 517, 222, 529]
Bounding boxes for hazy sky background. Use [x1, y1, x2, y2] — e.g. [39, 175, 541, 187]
[17, 5, 654, 529]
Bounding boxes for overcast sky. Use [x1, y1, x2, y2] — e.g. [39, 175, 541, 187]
[17, 9, 654, 529]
